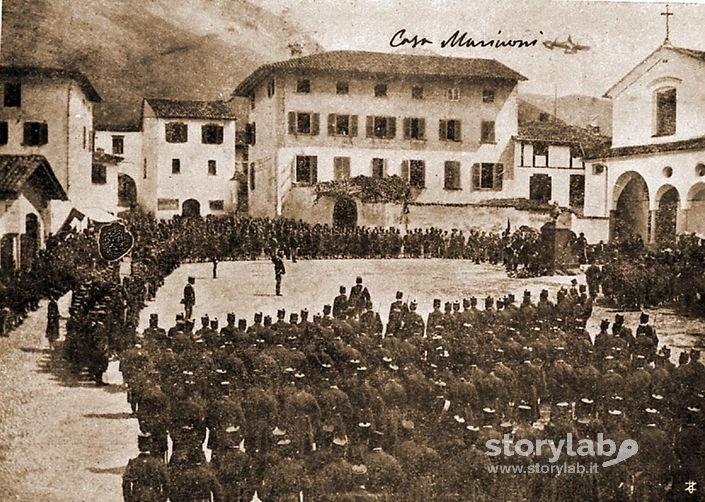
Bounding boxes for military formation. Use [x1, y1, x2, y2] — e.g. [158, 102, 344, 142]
[120, 275, 704, 501]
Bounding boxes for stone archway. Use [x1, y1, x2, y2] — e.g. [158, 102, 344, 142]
[654, 185, 680, 244]
[333, 197, 358, 228]
[611, 171, 650, 243]
[118, 174, 137, 208]
[685, 182, 705, 236]
[182, 199, 201, 218]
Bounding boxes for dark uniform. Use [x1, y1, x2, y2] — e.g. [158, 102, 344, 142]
[122, 434, 169, 502]
[272, 251, 286, 296]
[182, 277, 196, 319]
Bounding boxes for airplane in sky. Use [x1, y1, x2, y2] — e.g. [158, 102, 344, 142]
[543, 35, 590, 54]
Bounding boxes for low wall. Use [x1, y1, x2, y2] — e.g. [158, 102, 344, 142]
[403, 204, 554, 233]
[570, 214, 610, 243]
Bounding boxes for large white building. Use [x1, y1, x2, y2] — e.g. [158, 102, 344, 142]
[140, 99, 238, 218]
[233, 50, 527, 223]
[583, 42, 705, 242]
[0, 66, 115, 234]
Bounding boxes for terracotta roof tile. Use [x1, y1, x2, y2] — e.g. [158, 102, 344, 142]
[0, 155, 67, 200]
[145, 98, 239, 120]
[0, 66, 101, 102]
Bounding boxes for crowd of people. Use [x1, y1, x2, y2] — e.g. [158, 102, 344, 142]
[117, 274, 705, 501]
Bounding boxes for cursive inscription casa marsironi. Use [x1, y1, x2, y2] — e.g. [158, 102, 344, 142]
[389, 29, 540, 49]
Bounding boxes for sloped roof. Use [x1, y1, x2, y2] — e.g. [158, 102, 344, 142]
[145, 98, 239, 120]
[587, 135, 705, 159]
[234, 50, 527, 96]
[0, 66, 101, 102]
[516, 119, 611, 156]
[0, 155, 67, 200]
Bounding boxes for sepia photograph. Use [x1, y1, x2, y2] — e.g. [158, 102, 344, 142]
[0, 0, 704, 500]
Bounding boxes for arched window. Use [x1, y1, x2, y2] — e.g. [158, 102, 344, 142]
[654, 87, 676, 137]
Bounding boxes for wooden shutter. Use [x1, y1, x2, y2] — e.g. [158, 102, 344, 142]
[403, 118, 411, 139]
[310, 157, 318, 184]
[366, 116, 374, 138]
[419, 118, 426, 140]
[439, 120, 447, 141]
[40, 123, 49, 145]
[419, 162, 426, 188]
[311, 113, 320, 135]
[493, 163, 503, 191]
[455, 120, 462, 142]
[388, 117, 396, 139]
[472, 163, 481, 190]
[401, 160, 409, 182]
[351, 115, 358, 137]
[328, 114, 336, 136]
[250, 122, 256, 145]
[288, 112, 296, 134]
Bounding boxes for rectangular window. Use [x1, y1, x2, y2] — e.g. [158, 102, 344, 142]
[249, 162, 256, 190]
[4, 83, 21, 108]
[296, 79, 311, 93]
[569, 174, 585, 209]
[336, 81, 349, 95]
[209, 200, 225, 211]
[208, 160, 217, 175]
[202, 124, 224, 144]
[0, 122, 7, 145]
[412, 86, 424, 99]
[366, 116, 396, 139]
[447, 87, 460, 101]
[328, 114, 355, 137]
[569, 144, 583, 169]
[374, 83, 388, 97]
[372, 158, 386, 179]
[267, 80, 275, 98]
[157, 198, 179, 211]
[112, 135, 124, 155]
[481, 121, 496, 143]
[482, 89, 495, 103]
[172, 158, 181, 174]
[23, 122, 48, 146]
[165, 122, 188, 143]
[91, 163, 107, 185]
[655, 88, 676, 136]
[295, 155, 318, 185]
[409, 160, 426, 188]
[472, 163, 503, 191]
[444, 161, 461, 190]
[288, 112, 320, 136]
[529, 173, 552, 203]
[439, 119, 462, 142]
[404, 117, 426, 140]
[334, 156, 351, 181]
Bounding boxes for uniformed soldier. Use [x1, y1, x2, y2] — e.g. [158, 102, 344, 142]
[182, 276, 196, 319]
[386, 292, 405, 337]
[122, 433, 169, 502]
[333, 286, 348, 319]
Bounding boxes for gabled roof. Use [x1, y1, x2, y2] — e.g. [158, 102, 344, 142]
[604, 44, 705, 98]
[516, 119, 611, 157]
[0, 66, 101, 102]
[145, 98, 239, 120]
[233, 50, 527, 96]
[586, 135, 705, 159]
[0, 155, 67, 200]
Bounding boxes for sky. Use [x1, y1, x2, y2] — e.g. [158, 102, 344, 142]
[256, 0, 705, 97]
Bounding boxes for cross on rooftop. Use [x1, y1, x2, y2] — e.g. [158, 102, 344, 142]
[661, 4, 674, 44]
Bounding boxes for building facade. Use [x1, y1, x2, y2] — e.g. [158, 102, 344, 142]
[234, 51, 526, 220]
[141, 99, 238, 219]
[0, 67, 112, 232]
[585, 43, 705, 242]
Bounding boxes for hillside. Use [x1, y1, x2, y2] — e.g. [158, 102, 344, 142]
[1, 0, 321, 128]
[519, 93, 612, 136]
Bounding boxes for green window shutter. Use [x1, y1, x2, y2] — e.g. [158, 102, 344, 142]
[288, 112, 296, 134]
[419, 118, 426, 139]
[350, 115, 358, 137]
[311, 113, 320, 136]
[455, 120, 462, 142]
[439, 120, 447, 141]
